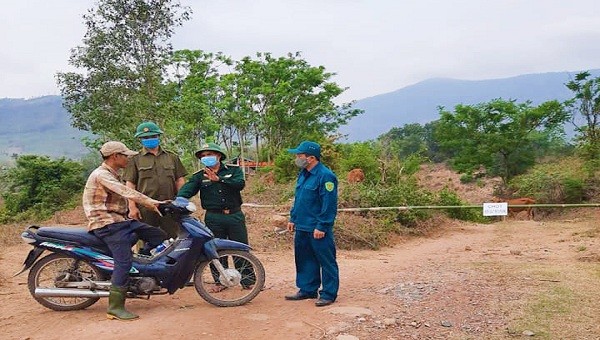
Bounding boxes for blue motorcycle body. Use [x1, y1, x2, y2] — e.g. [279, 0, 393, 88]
[15, 198, 264, 309]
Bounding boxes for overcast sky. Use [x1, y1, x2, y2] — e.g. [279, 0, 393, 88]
[2, 0, 600, 103]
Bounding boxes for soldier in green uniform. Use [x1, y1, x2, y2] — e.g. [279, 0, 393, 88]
[123, 122, 188, 239]
[177, 142, 248, 244]
[177, 142, 253, 288]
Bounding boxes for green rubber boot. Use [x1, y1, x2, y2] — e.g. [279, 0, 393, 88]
[107, 287, 139, 321]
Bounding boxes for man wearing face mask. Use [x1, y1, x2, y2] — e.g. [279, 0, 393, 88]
[177, 142, 247, 244]
[285, 140, 339, 307]
[123, 122, 187, 239]
[177, 143, 253, 289]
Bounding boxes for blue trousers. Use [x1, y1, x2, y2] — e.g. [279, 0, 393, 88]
[294, 230, 339, 301]
[92, 220, 166, 287]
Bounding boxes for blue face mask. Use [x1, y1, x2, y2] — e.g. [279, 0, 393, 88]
[141, 137, 160, 149]
[200, 155, 219, 167]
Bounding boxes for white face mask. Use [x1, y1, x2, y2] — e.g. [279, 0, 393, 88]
[294, 157, 309, 168]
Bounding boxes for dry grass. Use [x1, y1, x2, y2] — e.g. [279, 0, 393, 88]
[0, 164, 501, 253]
[502, 262, 600, 339]
[480, 214, 600, 339]
[0, 222, 23, 285]
[0, 223, 25, 247]
[415, 162, 502, 203]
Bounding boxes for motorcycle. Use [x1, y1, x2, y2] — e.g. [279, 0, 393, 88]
[13, 197, 265, 310]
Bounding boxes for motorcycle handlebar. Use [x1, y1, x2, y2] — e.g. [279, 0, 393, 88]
[158, 197, 196, 216]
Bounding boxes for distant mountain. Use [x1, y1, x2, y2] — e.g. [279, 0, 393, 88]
[2, 69, 600, 160]
[341, 69, 600, 141]
[0, 96, 90, 161]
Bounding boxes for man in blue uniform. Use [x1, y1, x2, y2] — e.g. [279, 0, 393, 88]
[285, 141, 339, 307]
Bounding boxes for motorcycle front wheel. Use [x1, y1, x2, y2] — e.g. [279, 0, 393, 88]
[28, 253, 106, 311]
[193, 250, 265, 307]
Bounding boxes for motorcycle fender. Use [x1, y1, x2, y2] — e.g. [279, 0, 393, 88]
[203, 240, 219, 259]
[213, 239, 252, 251]
[13, 247, 44, 277]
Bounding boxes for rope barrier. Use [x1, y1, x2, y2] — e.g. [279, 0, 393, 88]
[242, 202, 600, 213]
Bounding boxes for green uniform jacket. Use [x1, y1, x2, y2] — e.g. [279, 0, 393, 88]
[123, 147, 188, 200]
[177, 163, 245, 210]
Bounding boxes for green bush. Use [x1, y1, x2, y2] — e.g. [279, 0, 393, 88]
[436, 188, 487, 222]
[273, 150, 296, 183]
[460, 173, 475, 184]
[0, 155, 85, 222]
[562, 178, 585, 203]
[509, 157, 587, 203]
[338, 142, 380, 182]
[339, 178, 434, 227]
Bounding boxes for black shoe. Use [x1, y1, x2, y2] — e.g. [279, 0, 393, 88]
[315, 298, 334, 307]
[285, 292, 317, 300]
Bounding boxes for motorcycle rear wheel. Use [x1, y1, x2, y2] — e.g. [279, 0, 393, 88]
[193, 250, 265, 307]
[28, 253, 106, 311]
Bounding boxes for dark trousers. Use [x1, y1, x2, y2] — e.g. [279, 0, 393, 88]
[294, 230, 339, 301]
[139, 206, 180, 239]
[204, 211, 254, 286]
[204, 211, 248, 244]
[93, 220, 167, 287]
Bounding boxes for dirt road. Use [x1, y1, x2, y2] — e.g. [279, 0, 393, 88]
[1, 214, 599, 339]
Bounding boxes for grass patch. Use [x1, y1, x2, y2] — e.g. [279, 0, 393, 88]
[508, 285, 575, 339]
[503, 263, 600, 339]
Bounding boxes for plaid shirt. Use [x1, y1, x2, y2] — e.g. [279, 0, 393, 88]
[83, 163, 159, 231]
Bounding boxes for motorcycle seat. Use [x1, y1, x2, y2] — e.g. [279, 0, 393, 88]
[37, 227, 106, 248]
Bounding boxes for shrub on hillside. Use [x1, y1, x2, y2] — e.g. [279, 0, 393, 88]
[509, 157, 587, 203]
[0, 155, 84, 222]
[338, 142, 380, 182]
[436, 188, 488, 222]
[339, 178, 434, 227]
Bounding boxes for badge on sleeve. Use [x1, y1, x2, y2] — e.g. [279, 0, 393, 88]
[325, 181, 335, 192]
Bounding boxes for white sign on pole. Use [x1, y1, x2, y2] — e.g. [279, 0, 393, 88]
[483, 202, 508, 216]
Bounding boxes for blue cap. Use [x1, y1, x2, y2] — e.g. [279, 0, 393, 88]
[288, 141, 321, 159]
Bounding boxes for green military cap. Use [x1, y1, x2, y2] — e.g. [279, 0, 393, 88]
[134, 121, 164, 138]
[195, 142, 227, 160]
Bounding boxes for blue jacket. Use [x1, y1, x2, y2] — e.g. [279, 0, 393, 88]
[290, 162, 338, 233]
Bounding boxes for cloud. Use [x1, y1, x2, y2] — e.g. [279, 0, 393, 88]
[1, 0, 600, 102]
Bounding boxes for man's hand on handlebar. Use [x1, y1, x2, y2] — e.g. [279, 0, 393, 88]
[146, 200, 171, 217]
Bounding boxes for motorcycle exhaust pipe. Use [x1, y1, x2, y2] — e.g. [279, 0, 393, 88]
[35, 287, 109, 298]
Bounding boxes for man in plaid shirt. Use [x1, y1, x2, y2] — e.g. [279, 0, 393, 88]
[84, 141, 168, 321]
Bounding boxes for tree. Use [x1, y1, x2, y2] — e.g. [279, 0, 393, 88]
[160, 51, 361, 167]
[56, 0, 191, 145]
[217, 64, 261, 165]
[164, 49, 228, 168]
[232, 52, 362, 161]
[435, 99, 569, 183]
[565, 71, 600, 169]
[378, 123, 428, 159]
